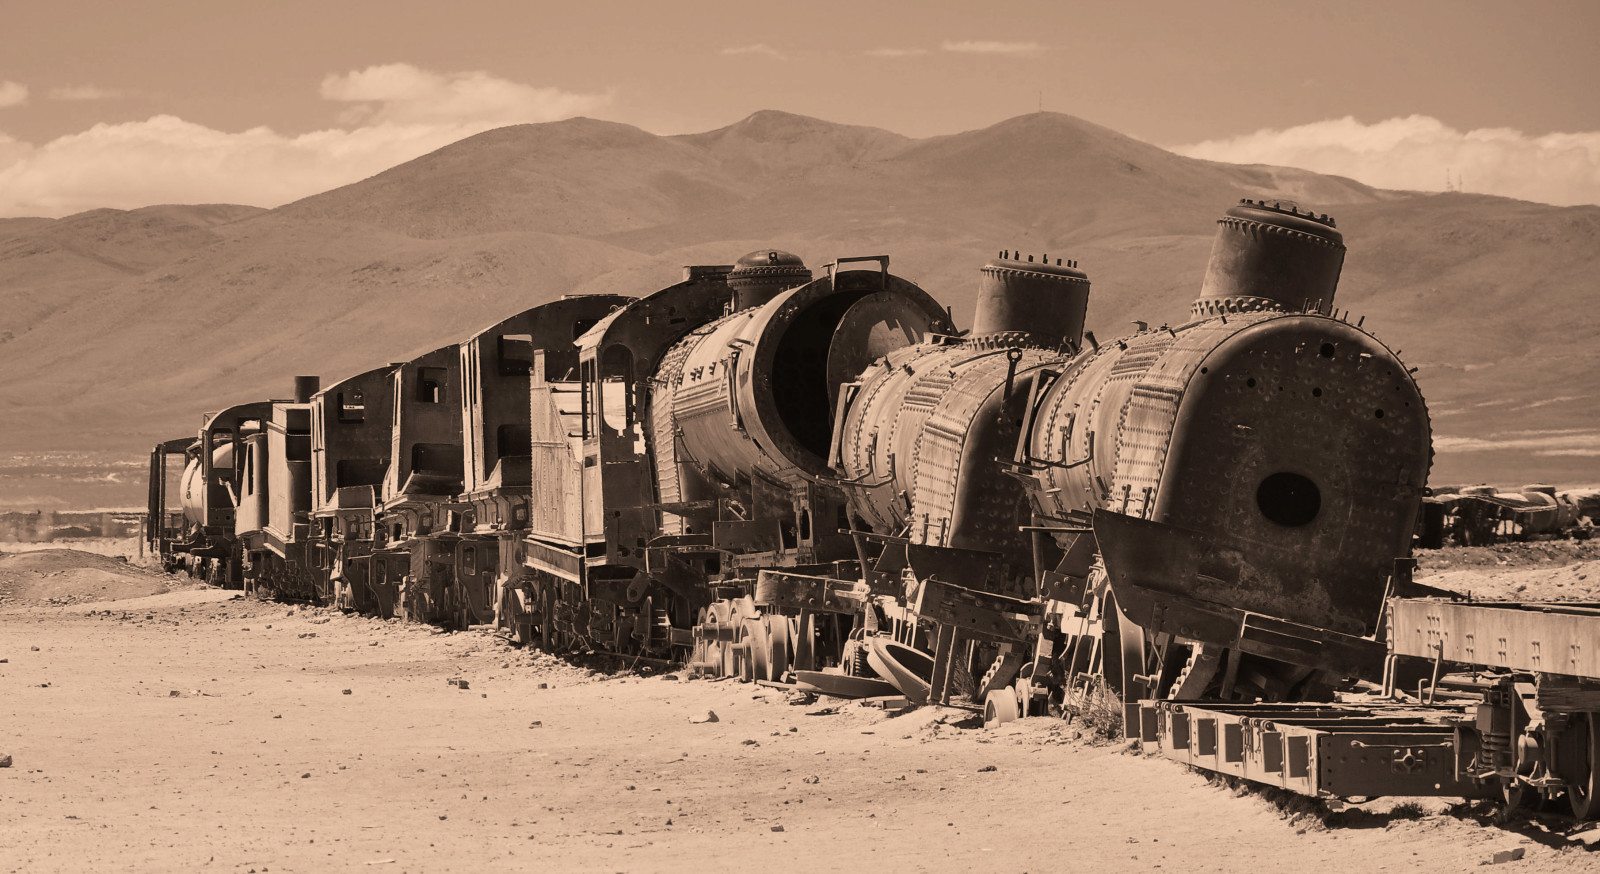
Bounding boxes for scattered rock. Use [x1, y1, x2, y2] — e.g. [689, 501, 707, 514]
[298, 632, 317, 639]
[0, 754, 11, 768]
[978, 765, 997, 773]
[30, 646, 39, 651]
[169, 690, 181, 697]
[300, 773, 310, 779]
[802, 776, 820, 784]
[342, 689, 353, 695]
[1488, 848, 1526, 864]
[770, 825, 785, 832]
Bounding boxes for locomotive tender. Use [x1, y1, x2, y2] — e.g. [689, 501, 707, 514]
[153, 200, 1599, 816]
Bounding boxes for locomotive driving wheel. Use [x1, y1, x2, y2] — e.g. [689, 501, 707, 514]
[1560, 712, 1600, 821]
[765, 615, 791, 683]
[792, 612, 816, 672]
[690, 606, 713, 673]
[744, 616, 771, 682]
[709, 601, 739, 677]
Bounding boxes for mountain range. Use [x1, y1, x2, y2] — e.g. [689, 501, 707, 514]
[1, 110, 1594, 510]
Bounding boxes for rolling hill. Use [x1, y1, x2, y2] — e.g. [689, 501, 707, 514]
[0, 110, 1594, 509]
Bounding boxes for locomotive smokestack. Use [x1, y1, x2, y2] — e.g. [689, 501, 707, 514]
[293, 375, 320, 404]
[727, 249, 812, 310]
[1192, 200, 1345, 319]
[971, 254, 1090, 348]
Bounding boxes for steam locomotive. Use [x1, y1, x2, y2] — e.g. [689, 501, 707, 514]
[149, 198, 1432, 743]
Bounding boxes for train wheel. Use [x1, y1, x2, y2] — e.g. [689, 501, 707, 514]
[984, 688, 1020, 728]
[793, 612, 816, 672]
[539, 579, 557, 651]
[766, 616, 790, 683]
[1562, 712, 1600, 821]
[690, 606, 712, 674]
[709, 601, 738, 677]
[745, 617, 771, 682]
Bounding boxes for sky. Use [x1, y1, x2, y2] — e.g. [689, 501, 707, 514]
[1, 0, 1597, 217]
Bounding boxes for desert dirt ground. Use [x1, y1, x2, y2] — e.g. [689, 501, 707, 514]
[3, 543, 1600, 873]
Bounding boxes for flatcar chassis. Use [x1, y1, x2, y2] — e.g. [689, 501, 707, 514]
[1139, 597, 1600, 817]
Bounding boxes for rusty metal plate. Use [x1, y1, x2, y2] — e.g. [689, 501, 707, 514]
[793, 670, 901, 700]
[911, 577, 1038, 644]
[1095, 509, 1387, 679]
[1389, 599, 1600, 678]
[864, 637, 935, 705]
[753, 569, 863, 614]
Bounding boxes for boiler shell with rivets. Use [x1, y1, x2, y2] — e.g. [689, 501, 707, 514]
[1022, 312, 1431, 635]
[833, 336, 1057, 554]
[652, 269, 953, 488]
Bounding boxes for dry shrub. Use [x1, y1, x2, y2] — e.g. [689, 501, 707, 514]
[952, 655, 977, 701]
[1064, 680, 1124, 742]
[1387, 800, 1426, 820]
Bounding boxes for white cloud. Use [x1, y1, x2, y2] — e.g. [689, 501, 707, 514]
[48, 85, 122, 101]
[319, 63, 606, 125]
[720, 44, 786, 60]
[0, 64, 611, 217]
[1174, 115, 1600, 207]
[0, 81, 28, 108]
[1434, 430, 1600, 455]
[941, 40, 1044, 55]
[865, 47, 929, 58]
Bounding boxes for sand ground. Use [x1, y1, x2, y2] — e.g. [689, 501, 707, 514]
[3, 547, 1600, 873]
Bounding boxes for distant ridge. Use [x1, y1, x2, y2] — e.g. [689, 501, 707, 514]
[0, 110, 1594, 508]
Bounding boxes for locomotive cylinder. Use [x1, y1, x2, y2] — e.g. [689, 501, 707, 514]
[1192, 200, 1346, 319]
[970, 255, 1090, 348]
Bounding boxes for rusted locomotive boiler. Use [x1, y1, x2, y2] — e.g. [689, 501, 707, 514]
[682, 203, 1426, 724]
[1021, 202, 1432, 714]
[506, 253, 956, 663]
